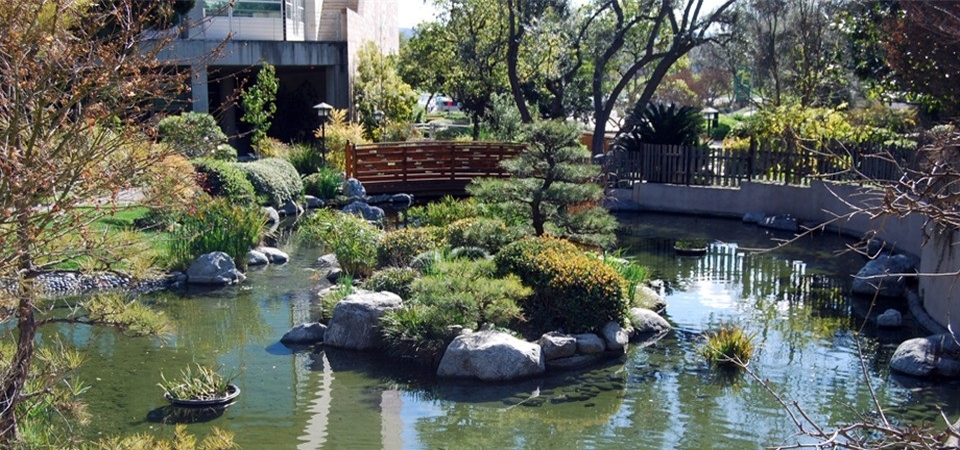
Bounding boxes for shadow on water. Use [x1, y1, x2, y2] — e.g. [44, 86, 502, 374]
[146, 403, 234, 425]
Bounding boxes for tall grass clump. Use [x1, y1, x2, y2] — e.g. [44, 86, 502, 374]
[402, 196, 483, 227]
[602, 251, 649, 307]
[286, 142, 326, 176]
[302, 166, 343, 200]
[166, 198, 266, 270]
[700, 324, 755, 367]
[157, 363, 236, 401]
[298, 209, 381, 277]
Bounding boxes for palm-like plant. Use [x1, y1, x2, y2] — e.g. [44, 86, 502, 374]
[615, 102, 705, 149]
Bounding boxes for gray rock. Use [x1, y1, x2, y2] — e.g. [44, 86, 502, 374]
[389, 193, 414, 207]
[317, 253, 339, 268]
[325, 268, 343, 284]
[876, 309, 903, 328]
[324, 291, 403, 350]
[538, 332, 577, 361]
[601, 321, 630, 352]
[635, 284, 667, 311]
[852, 254, 917, 298]
[345, 177, 366, 199]
[281, 323, 327, 345]
[342, 200, 385, 224]
[742, 212, 765, 224]
[263, 206, 280, 224]
[759, 214, 799, 232]
[574, 333, 606, 354]
[280, 200, 303, 217]
[437, 330, 545, 381]
[247, 250, 269, 267]
[256, 246, 289, 264]
[186, 252, 245, 285]
[304, 195, 324, 209]
[628, 307, 671, 339]
[890, 334, 960, 377]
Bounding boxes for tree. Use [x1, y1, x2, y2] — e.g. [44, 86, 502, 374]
[354, 41, 416, 139]
[0, 0, 213, 443]
[468, 120, 617, 248]
[241, 61, 279, 150]
[582, 0, 736, 155]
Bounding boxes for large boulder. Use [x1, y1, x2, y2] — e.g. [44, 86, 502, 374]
[281, 323, 327, 345]
[342, 201, 385, 224]
[851, 254, 917, 298]
[628, 307, 671, 343]
[323, 291, 403, 350]
[186, 252, 245, 285]
[345, 177, 366, 199]
[256, 246, 289, 264]
[437, 330, 545, 381]
[538, 332, 577, 361]
[601, 321, 630, 352]
[246, 250, 270, 267]
[574, 333, 606, 354]
[876, 309, 903, 328]
[890, 333, 960, 377]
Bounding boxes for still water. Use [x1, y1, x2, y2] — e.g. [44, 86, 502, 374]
[68, 212, 960, 449]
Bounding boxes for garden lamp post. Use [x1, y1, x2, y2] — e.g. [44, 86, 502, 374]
[313, 102, 333, 157]
[373, 109, 384, 141]
[702, 107, 719, 132]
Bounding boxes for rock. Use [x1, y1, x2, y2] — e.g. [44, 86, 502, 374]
[742, 212, 765, 224]
[546, 354, 603, 371]
[876, 309, 903, 328]
[635, 284, 667, 311]
[263, 206, 280, 224]
[342, 200, 385, 224]
[538, 332, 577, 361]
[389, 193, 414, 207]
[628, 307, 671, 340]
[574, 333, 606, 354]
[890, 334, 960, 377]
[437, 330, 545, 381]
[317, 253, 339, 268]
[324, 291, 403, 350]
[280, 323, 327, 345]
[851, 254, 917, 298]
[345, 177, 366, 199]
[304, 195, 324, 209]
[186, 252, 245, 285]
[256, 246, 289, 264]
[280, 200, 303, 217]
[601, 321, 630, 352]
[759, 214, 799, 232]
[325, 268, 343, 284]
[247, 250, 269, 266]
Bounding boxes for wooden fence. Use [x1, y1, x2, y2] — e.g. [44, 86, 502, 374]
[346, 141, 525, 195]
[612, 139, 914, 187]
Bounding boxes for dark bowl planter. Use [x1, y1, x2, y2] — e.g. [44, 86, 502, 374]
[674, 240, 708, 256]
[164, 383, 240, 408]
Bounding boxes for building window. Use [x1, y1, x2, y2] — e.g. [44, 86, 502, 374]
[204, 0, 282, 18]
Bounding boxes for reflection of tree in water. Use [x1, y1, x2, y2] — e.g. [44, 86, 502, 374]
[154, 287, 272, 355]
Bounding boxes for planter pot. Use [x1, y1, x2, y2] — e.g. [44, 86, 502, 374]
[164, 383, 240, 408]
[674, 245, 707, 256]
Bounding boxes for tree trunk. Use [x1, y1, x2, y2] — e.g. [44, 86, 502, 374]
[506, 0, 533, 123]
[0, 297, 36, 445]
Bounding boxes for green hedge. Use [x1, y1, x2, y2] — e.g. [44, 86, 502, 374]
[495, 236, 627, 333]
[233, 157, 303, 207]
[157, 112, 228, 159]
[192, 158, 256, 206]
[445, 217, 523, 254]
[377, 226, 446, 268]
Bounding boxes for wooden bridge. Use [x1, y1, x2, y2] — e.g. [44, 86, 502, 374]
[345, 141, 524, 196]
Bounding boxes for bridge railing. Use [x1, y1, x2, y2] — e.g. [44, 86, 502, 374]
[345, 141, 525, 195]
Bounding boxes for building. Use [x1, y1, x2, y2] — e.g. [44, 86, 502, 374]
[160, 0, 398, 146]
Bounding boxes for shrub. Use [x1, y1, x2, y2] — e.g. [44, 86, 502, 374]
[495, 236, 627, 334]
[299, 209, 381, 277]
[316, 108, 367, 171]
[402, 196, 482, 227]
[213, 143, 238, 161]
[286, 142, 326, 176]
[709, 122, 731, 141]
[140, 153, 201, 209]
[165, 198, 266, 270]
[192, 158, 257, 205]
[362, 267, 418, 299]
[445, 217, 524, 254]
[449, 246, 490, 261]
[601, 253, 649, 307]
[377, 226, 445, 268]
[700, 324, 755, 367]
[302, 166, 343, 200]
[254, 136, 289, 159]
[381, 259, 529, 365]
[233, 157, 303, 207]
[614, 102, 704, 147]
[157, 112, 228, 159]
[320, 275, 354, 321]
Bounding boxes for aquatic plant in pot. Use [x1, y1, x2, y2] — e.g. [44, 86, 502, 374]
[158, 364, 240, 407]
[674, 238, 709, 255]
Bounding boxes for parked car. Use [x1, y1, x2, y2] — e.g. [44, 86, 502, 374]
[433, 95, 461, 113]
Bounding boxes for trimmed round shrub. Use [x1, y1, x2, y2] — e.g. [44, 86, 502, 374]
[192, 158, 256, 206]
[495, 236, 627, 333]
[157, 112, 228, 159]
[302, 167, 343, 200]
[362, 267, 419, 299]
[377, 226, 446, 268]
[445, 217, 523, 254]
[233, 157, 303, 207]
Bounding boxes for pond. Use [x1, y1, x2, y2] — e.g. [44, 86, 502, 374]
[63, 212, 960, 449]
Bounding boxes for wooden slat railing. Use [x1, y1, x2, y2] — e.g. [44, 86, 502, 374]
[346, 141, 525, 195]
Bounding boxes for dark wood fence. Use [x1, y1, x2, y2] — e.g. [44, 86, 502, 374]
[612, 139, 914, 187]
[346, 141, 525, 195]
